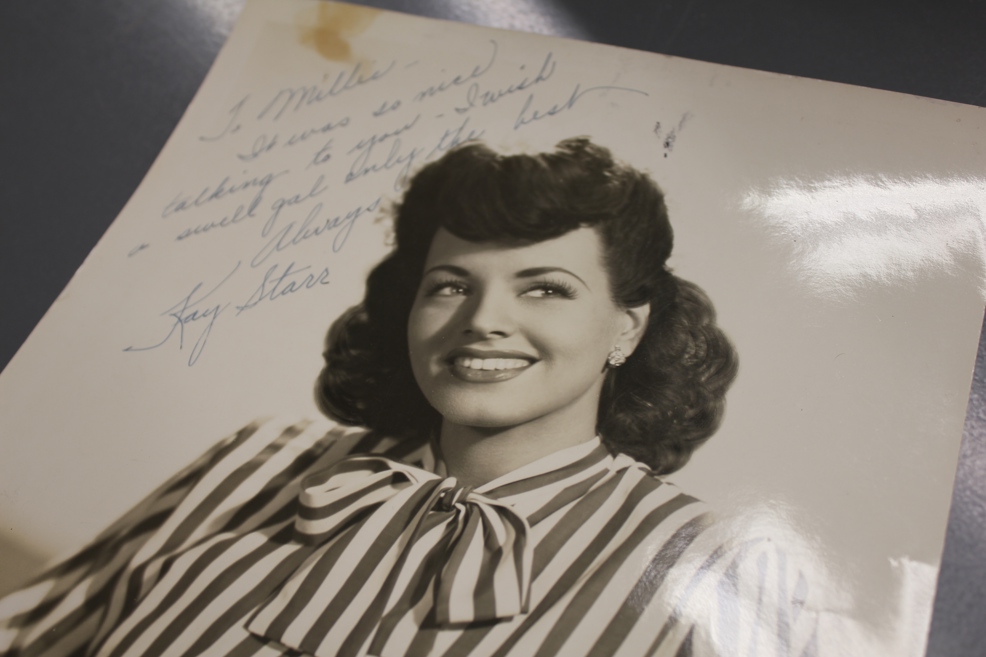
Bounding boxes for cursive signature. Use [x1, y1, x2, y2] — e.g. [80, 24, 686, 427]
[124, 262, 240, 366]
[236, 261, 331, 314]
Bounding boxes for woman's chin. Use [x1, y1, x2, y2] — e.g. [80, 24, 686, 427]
[434, 399, 530, 432]
[439, 410, 520, 431]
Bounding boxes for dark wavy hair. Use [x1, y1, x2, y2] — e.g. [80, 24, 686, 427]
[317, 137, 737, 474]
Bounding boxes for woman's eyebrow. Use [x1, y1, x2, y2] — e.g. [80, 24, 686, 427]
[516, 267, 590, 290]
[422, 264, 470, 277]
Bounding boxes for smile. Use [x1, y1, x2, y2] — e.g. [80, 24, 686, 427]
[454, 357, 530, 371]
[445, 352, 535, 383]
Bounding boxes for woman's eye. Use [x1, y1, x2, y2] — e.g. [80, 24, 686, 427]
[522, 281, 578, 299]
[426, 280, 468, 297]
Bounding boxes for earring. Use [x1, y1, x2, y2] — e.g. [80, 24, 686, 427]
[606, 346, 627, 368]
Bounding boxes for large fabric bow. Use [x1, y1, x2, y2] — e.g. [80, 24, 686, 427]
[247, 455, 532, 656]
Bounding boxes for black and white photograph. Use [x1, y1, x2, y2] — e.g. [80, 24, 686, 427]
[1, 1, 985, 656]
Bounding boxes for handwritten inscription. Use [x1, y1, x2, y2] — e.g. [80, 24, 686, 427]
[373, 98, 401, 116]
[237, 117, 350, 163]
[427, 117, 484, 160]
[199, 96, 248, 142]
[175, 200, 260, 242]
[346, 139, 421, 188]
[162, 171, 287, 218]
[263, 175, 330, 237]
[251, 196, 382, 268]
[258, 61, 396, 122]
[412, 41, 497, 103]
[454, 52, 556, 115]
[515, 84, 648, 129]
[346, 113, 422, 184]
[128, 40, 658, 366]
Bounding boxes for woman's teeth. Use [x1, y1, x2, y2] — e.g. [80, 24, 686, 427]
[455, 357, 529, 371]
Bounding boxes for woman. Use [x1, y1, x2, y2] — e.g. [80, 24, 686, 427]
[1, 139, 812, 657]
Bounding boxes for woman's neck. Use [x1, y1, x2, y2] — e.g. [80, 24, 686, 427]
[439, 410, 599, 488]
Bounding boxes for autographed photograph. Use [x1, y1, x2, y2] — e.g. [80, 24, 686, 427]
[1, 1, 985, 656]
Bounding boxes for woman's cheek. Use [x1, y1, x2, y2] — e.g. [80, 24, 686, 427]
[409, 303, 443, 338]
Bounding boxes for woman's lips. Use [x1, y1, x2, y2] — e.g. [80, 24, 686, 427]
[446, 352, 535, 382]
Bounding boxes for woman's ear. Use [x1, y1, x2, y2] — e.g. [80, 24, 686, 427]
[619, 304, 650, 355]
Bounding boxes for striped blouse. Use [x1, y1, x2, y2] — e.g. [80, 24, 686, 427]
[0, 418, 819, 657]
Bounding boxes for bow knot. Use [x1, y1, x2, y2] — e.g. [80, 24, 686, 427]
[434, 480, 474, 512]
[248, 455, 532, 656]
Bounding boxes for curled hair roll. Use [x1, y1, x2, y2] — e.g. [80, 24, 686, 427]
[318, 255, 439, 440]
[600, 278, 737, 474]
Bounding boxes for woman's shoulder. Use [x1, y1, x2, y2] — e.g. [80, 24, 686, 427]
[196, 416, 428, 480]
[631, 497, 830, 656]
[589, 456, 827, 655]
[607, 451, 713, 515]
[216, 416, 368, 461]
[182, 416, 438, 516]
[228, 416, 432, 461]
[95, 417, 385, 550]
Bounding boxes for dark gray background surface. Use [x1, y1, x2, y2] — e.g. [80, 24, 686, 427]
[1, 1, 983, 654]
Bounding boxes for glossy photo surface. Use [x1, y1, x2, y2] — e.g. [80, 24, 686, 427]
[0, 1, 984, 655]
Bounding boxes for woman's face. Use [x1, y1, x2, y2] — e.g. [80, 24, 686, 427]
[407, 226, 646, 433]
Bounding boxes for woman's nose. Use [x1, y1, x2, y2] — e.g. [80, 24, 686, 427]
[461, 289, 512, 338]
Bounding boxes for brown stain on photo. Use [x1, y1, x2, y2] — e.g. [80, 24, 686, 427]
[297, 2, 381, 63]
